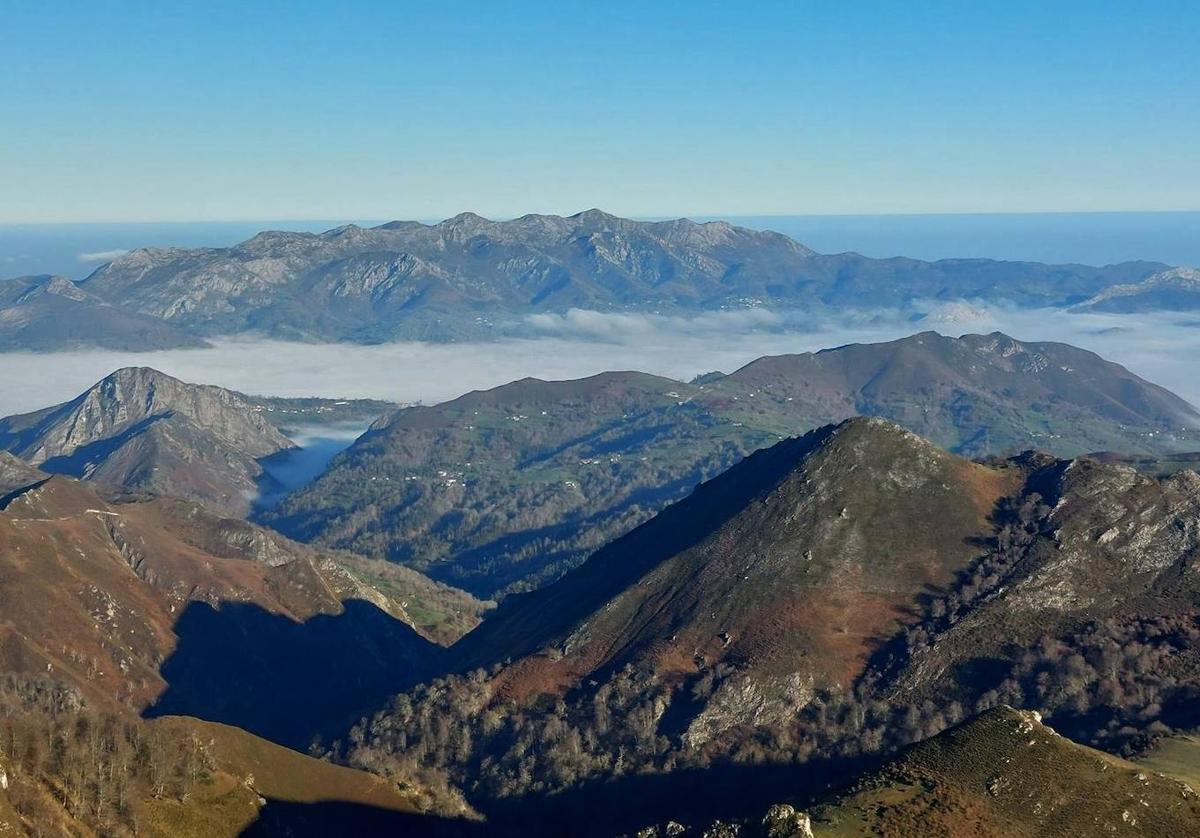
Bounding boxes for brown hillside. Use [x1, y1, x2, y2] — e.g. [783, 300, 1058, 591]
[454, 418, 1021, 738]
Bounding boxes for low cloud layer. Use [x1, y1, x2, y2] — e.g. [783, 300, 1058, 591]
[0, 307, 1197, 422]
[77, 249, 129, 263]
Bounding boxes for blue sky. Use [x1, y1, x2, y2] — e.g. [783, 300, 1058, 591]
[2, 1, 1197, 222]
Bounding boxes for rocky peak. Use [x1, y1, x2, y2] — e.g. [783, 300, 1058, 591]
[438, 211, 494, 241]
[570, 208, 624, 230]
[9, 275, 92, 303]
[0, 367, 291, 465]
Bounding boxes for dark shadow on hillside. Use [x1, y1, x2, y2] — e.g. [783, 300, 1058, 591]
[0, 476, 52, 510]
[242, 754, 876, 838]
[452, 426, 841, 667]
[38, 415, 163, 476]
[145, 599, 444, 750]
[474, 753, 878, 837]
[241, 800, 487, 837]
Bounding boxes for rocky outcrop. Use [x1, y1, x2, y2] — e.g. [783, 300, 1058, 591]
[0, 368, 293, 515]
[761, 805, 812, 838]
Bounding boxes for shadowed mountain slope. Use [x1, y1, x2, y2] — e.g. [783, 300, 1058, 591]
[0, 471, 481, 739]
[266, 331, 1200, 598]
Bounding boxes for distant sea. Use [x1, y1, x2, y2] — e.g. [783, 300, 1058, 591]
[722, 211, 1200, 267]
[1, 212, 1198, 280]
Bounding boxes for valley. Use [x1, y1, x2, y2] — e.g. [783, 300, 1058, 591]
[8, 3, 1200, 833]
[0, 324, 1197, 834]
[1, 219, 1199, 837]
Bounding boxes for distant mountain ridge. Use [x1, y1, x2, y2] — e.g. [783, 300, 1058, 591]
[54, 210, 1168, 344]
[265, 330, 1200, 598]
[1074, 265, 1200, 312]
[0, 273, 205, 350]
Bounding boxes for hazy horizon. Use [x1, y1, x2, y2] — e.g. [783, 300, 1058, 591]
[4, 210, 1199, 280]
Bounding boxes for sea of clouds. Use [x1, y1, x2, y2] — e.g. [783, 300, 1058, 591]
[0, 306, 1197, 417]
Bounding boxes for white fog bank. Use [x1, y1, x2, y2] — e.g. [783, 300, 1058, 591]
[0, 307, 1197, 417]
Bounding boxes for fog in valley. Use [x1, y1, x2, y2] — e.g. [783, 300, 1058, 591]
[1, 306, 1197, 419]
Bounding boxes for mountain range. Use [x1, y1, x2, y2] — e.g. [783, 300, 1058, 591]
[2, 380, 1200, 833]
[2, 294, 1200, 834]
[0, 274, 205, 351]
[265, 331, 1200, 598]
[0, 211, 1184, 349]
[345, 416, 1200, 834]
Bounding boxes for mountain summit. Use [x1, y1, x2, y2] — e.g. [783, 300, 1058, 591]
[0, 367, 293, 514]
[452, 417, 1014, 740]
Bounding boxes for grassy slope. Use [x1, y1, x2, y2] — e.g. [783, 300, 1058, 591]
[1136, 734, 1200, 789]
[0, 713, 442, 838]
[139, 716, 434, 838]
[810, 708, 1200, 838]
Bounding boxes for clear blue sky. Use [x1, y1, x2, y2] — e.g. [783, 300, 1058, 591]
[3, 1, 1197, 222]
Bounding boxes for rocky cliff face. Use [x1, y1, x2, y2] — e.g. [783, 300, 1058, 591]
[0, 367, 293, 515]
